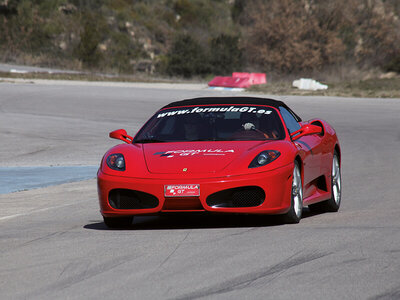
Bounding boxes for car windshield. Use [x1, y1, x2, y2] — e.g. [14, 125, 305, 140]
[134, 105, 285, 143]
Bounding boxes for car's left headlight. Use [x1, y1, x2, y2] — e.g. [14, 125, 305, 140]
[249, 150, 280, 168]
[106, 153, 126, 171]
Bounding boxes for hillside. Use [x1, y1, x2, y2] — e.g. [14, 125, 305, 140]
[0, 0, 399, 80]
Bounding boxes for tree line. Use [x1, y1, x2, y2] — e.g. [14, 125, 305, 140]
[0, 0, 399, 78]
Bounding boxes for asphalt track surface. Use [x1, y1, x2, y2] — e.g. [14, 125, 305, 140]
[0, 80, 399, 299]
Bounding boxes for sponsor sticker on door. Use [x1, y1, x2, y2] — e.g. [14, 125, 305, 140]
[164, 184, 200, 197]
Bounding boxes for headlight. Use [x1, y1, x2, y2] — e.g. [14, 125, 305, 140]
[249, 150, 280, 168]
[106, 153, 126, 171]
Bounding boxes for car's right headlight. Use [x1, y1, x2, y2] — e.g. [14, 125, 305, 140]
[106, 153, 126, 171]
[249, 150, 280, 168]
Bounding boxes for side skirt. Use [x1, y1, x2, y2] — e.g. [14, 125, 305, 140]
[303, 174, 331, 206]
[303, 189, 331, 206]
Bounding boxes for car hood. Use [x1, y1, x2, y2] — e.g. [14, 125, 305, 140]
[142, 141, 264, 174]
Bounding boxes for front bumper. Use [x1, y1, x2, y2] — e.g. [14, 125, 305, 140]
[97, 164, 293, 217]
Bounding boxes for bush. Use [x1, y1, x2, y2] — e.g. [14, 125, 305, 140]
[1, 1, 53, 54]
[231, 0, 247, 24]
[243, 0, 345, 74]
[105, 32, 148, 73]
[384, 54, 400, 73]
[166, 34, 210, 77]
[209, 34, 242, 75]
[352, 1, 400, 69]
[75, 11, 106, 68]
[173, 0, 212, 28]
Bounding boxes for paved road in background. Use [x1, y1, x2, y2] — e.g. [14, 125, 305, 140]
[0, 80, 399, 299]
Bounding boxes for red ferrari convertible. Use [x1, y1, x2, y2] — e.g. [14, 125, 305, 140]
[97, 97, 341, 228]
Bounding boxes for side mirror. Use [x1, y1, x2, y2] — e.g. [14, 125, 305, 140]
[109, 129, 133, 144]
[290, 124, 322, 141]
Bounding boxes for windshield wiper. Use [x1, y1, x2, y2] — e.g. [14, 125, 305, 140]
[134, 139, 166, 144]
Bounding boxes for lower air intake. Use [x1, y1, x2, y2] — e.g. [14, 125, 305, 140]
[109, 189, 158, 209]
[206, 186, 265, 208]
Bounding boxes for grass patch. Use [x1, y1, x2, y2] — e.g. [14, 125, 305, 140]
[248, 77, 400, 98]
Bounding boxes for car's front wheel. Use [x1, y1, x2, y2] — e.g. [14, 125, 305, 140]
[103, 216, 133, 229]
[283, 161, 303, 224]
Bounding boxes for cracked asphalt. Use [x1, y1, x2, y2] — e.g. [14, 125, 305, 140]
[0, 80, 399, 299]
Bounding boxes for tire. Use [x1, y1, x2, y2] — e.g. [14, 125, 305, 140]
[103, 216, 133, 229]
[309, 151, 341, 212]
[283, 161, 303, 224]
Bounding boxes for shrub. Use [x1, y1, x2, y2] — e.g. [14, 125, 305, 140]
[231, 0, 247, 24]
[384, 54, 400, 73]
[209, 34, 242, 75]
[75, 11, 106, 67]
[243, 0, 345, 74]
[105, 32, 149, 73]
[166, 34, 210, 77]
[173, 0, 212, 28]
[11, 1, 51, 53]
[352, 1, 400, 69]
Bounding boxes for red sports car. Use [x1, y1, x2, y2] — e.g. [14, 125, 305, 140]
[97, 97, 341, 228]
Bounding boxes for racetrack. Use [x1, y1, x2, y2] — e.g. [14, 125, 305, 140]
[1, 80, 399, 299]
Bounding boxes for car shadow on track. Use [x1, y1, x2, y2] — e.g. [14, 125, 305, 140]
[84, 208, 322, 231]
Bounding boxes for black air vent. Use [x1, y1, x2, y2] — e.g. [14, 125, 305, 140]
[206, 186, 265, 208]
[109, 189, 159, 209]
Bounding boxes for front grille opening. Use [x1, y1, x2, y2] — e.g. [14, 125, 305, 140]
[109, 189, 159, 209]
[162, 197, 204, 211]
[206, 186, 265, 208]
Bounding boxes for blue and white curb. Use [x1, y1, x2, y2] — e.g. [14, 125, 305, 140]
[0, 165, 98, 194]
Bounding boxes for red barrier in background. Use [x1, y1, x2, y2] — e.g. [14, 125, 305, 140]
[208, 73, 266, 88]
[231, 72, 249, 77]
[232, 72, 267, 85]
[208, 76, 252, 88]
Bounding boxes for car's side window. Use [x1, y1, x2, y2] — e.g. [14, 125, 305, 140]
[279, 106, 301, 134]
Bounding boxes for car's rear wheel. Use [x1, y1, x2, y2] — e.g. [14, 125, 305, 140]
[283, 161, 303, 224]
[309, 151, 341, 212]
[103, 216, 133, 229]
